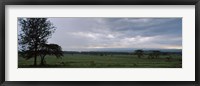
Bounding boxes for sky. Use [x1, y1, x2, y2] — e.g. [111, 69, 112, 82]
[45, 18, 182, 51]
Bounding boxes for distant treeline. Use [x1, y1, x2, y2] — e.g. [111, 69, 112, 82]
[63, 51, 182, 56]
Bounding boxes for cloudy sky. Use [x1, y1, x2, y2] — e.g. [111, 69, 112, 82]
[44, 18, 182, 51]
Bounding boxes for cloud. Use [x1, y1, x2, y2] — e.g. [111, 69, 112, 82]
[46, 18, 182, 51]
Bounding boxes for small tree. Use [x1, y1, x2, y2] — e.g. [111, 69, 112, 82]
[39, 43, 63, 65]
[134, 50, 144, 58]
[148, 53, 154, 59]
[153, 50, 160, 59]
[148, 50, 161, 59]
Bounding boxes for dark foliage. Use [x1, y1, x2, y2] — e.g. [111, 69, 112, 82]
[148, 50, 161, 59]
[39, 43, 63, 65]
[134, 50, 144, 58]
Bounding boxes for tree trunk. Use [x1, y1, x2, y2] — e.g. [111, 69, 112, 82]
[34, 44, 38, 66]
[34, 54, 37, 66]
[40, 56, 45, 66]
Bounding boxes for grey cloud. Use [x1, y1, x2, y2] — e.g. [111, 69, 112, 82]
[46, 18, 182, 51]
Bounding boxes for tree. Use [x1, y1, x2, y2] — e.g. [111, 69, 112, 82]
[153, 50, 160, 59]
[147, 50, 161, 59]
[39, 43, 63, 65]
[148, 53, 154, 59]
[134, 50, 144, 58]
[18, 18, 55, 66]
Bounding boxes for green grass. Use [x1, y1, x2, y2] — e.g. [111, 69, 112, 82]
[18, 54, 182, 68]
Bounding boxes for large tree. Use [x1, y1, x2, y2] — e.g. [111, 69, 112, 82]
[18, 18, 55, 66]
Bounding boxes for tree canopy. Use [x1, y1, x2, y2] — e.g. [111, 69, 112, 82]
[39, 43, 63, 65]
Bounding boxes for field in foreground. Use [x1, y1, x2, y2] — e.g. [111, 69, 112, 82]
[18, 54, 182, 68]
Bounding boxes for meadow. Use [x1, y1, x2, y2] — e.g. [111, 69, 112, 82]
[18, 53, 182, 68]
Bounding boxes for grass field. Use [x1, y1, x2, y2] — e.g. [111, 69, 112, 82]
[18, 53, 182, 68]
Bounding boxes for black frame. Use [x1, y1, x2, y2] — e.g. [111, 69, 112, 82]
[0, 0, 199, 86]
